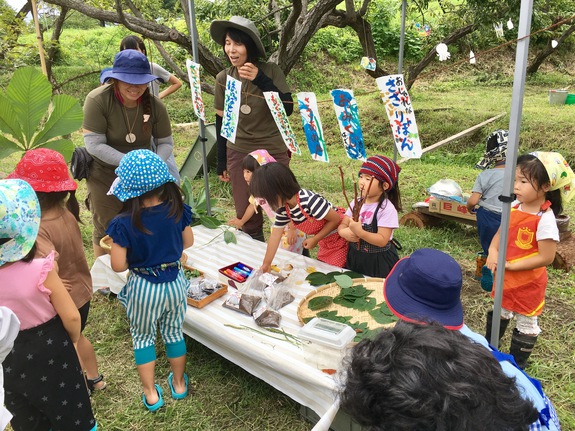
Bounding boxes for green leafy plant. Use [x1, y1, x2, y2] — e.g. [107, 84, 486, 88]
[181, 176, 237, 244]
[0, 67, 82, 161]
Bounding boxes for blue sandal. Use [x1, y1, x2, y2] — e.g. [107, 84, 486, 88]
[168, 372, 188, 400]
[142, 384, 164, 412]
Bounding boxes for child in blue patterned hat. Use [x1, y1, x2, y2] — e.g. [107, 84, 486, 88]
[0, 179, 97, 431]
[106, 149, 194, 411]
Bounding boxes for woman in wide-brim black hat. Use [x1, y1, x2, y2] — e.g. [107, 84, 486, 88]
[210, 16, 294, 242]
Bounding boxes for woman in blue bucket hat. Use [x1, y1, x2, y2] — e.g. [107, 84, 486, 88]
[83, 49, 178, 260]
[105, 150, 194, 412]
[381, 248, 561, 431]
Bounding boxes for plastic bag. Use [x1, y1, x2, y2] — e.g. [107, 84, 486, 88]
[222, 291, 261, 315]
[252, 302, 281, 328]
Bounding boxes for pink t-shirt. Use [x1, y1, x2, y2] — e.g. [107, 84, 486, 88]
[345, 200, 399, 238]
[0, 251, 57, 330]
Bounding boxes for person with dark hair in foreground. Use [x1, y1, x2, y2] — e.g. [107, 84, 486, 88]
[340, 321, 538, 431]
[381, 248, 561, 430]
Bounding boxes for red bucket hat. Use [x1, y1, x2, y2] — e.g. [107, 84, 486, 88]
[8, 148, 77, 192]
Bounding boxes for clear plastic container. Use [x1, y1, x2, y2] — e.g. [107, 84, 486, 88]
[298, 318, 356, 370]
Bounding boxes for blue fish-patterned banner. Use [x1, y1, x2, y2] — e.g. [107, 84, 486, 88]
[221, 75, 241, 143]
[330, 88, 366, 161]
[296, 92, 328, 162]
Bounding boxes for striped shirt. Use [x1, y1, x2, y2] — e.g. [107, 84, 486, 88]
[273, 189, 333, 228]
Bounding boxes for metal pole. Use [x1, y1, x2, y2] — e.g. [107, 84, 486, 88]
[187, 0, 211, 215]
[490, 0, 533, 348]
[394, 0, 407, 163]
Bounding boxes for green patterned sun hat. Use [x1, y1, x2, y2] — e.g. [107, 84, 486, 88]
[0, 179, 41, 266]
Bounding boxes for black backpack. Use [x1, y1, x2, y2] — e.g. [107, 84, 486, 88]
[70, 147, 93, 181]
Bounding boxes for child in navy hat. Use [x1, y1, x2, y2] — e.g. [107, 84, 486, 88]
[106, 149, 194, 411]
[382, 248, 561, 431]
[338, 155, 402, 278]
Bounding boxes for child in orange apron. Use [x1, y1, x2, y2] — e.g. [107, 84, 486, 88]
[249, 162, 348, 272]
[485, 151, 574, 368]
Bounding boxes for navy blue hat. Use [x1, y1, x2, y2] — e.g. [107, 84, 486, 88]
[107, 50, 158, 85]
[383, 248, 463, 329]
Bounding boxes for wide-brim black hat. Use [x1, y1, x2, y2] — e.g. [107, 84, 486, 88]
[210, 16, 266, 58]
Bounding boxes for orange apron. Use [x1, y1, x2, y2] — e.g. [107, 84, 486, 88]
[491, 202, 551, 316]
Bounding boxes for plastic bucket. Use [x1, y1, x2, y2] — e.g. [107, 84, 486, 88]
[548, 90, 568, 105]
[566, 94, 575, 105]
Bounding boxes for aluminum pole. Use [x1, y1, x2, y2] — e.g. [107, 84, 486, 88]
[187, 0, 212, 215]
[490, 0, 534, 348]
[394, 0, 407, 162]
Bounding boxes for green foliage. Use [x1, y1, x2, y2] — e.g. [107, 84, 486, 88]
[181, 176, 237, 244]
[0, 67, 81, 160]
[306, 28, 363, 64]
[369, 0, 424, 59]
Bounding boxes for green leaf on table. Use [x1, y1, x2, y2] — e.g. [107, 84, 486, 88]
[343, 270, 365, 279]
[305, 272, 332, 286]
[200, 216, 222, 229]
[377, 302, 396, 316]
[369, 304, 399, 325]
[334, 274, 353, 288]
[308, 296, 333, 311]
[316, 310, 351, 323]
[224, 229, 237, 244]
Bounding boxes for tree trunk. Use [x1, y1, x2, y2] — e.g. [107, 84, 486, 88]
[46, 6, 68, 92]
[527, 22, 575, 74]
[0, 2, 32, 61]
[407, 24, 476, 90]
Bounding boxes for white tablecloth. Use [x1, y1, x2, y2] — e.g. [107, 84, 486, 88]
[91, 225, 349, 418]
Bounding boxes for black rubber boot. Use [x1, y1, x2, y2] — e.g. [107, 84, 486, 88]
[510, 328, 538, 369]
[485, 310, 510, 344]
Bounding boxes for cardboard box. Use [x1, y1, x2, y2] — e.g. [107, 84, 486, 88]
[218, 262, 254, 289]
[428, 197, 476, 221]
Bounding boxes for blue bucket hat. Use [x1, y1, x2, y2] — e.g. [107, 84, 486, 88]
[107, 50, 158, 85]
[383, 248, 463, 330]
[108, 150, 176, 202]
[0, 179, 41, 266]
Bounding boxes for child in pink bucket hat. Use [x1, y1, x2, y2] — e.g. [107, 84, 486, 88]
[8, 148, 106, 393]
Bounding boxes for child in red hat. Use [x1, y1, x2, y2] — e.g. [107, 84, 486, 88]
[338, 155, 402, 278]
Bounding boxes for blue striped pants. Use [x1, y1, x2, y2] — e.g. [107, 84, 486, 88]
[119, 270, 187, 365]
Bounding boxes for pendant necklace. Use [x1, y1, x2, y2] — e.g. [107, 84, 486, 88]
[122, 103, 140, 143]
[240, 80, 251, 115]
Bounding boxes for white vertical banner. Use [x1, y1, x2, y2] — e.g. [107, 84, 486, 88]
[263, 91, 301, 155]
[297, 92, 329, 162]
[221, 75, 241, 143]
[376, 74, 422, 159]
[185, 59, 206, 121]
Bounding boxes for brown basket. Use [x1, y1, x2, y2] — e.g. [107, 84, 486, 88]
[99, 235, 112, 254]
[297, 277, 394, 329]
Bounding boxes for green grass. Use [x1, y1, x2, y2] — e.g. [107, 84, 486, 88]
[2, 65, 575, 429]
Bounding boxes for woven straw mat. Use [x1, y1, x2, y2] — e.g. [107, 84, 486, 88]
[298, 277, 394, 329]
